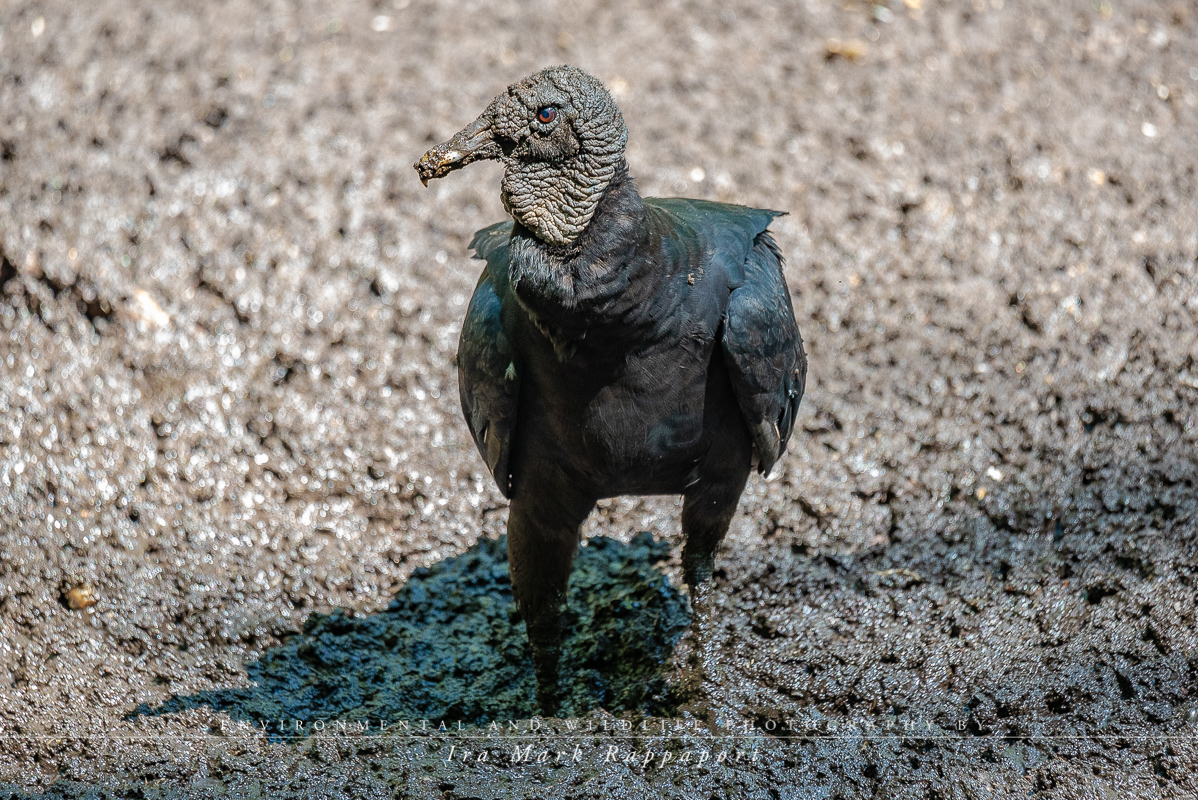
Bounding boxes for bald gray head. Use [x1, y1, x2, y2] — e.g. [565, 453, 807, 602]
[415, 66, 628, 246]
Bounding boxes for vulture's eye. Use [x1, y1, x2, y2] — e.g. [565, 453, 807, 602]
[536, 106, 557, 124]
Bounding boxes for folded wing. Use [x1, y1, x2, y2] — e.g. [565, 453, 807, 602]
[457, 222, 519, 497]
[721, 232, 807, 476]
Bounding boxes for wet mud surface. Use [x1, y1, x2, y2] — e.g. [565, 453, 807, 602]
[2, 0, 1198, 797]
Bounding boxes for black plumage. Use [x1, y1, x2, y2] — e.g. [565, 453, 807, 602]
[416, 66, 805, 713]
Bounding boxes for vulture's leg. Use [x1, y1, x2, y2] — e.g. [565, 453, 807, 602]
[506, 480, 595, 716]
[680, 436, 752, 693]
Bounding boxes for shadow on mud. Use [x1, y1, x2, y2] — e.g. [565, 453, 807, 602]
[131, 533, 689, 733]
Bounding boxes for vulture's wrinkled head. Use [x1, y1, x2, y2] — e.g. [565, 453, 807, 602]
[415, 66, 628, 246]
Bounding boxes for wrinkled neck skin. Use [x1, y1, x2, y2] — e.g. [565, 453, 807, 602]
[508, 164, 663, 356]
[502, 153, 617, 246]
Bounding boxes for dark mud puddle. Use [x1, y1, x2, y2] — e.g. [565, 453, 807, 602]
[133, 533, 688, 730]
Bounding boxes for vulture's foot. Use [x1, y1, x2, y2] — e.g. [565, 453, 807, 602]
[680, 579, 718, 711]
[530, 639, 562, 717]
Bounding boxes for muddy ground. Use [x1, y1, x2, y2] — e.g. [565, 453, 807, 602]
[2, 0, 1198, 797]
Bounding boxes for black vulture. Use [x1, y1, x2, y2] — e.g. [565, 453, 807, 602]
[415, 65, 806, 714]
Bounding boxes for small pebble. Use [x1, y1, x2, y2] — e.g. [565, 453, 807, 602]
[825, 38, 868, 61]
[64, 584, 98, 610]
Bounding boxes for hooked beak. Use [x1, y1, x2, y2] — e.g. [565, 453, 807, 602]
[414, 116, 501, 186]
